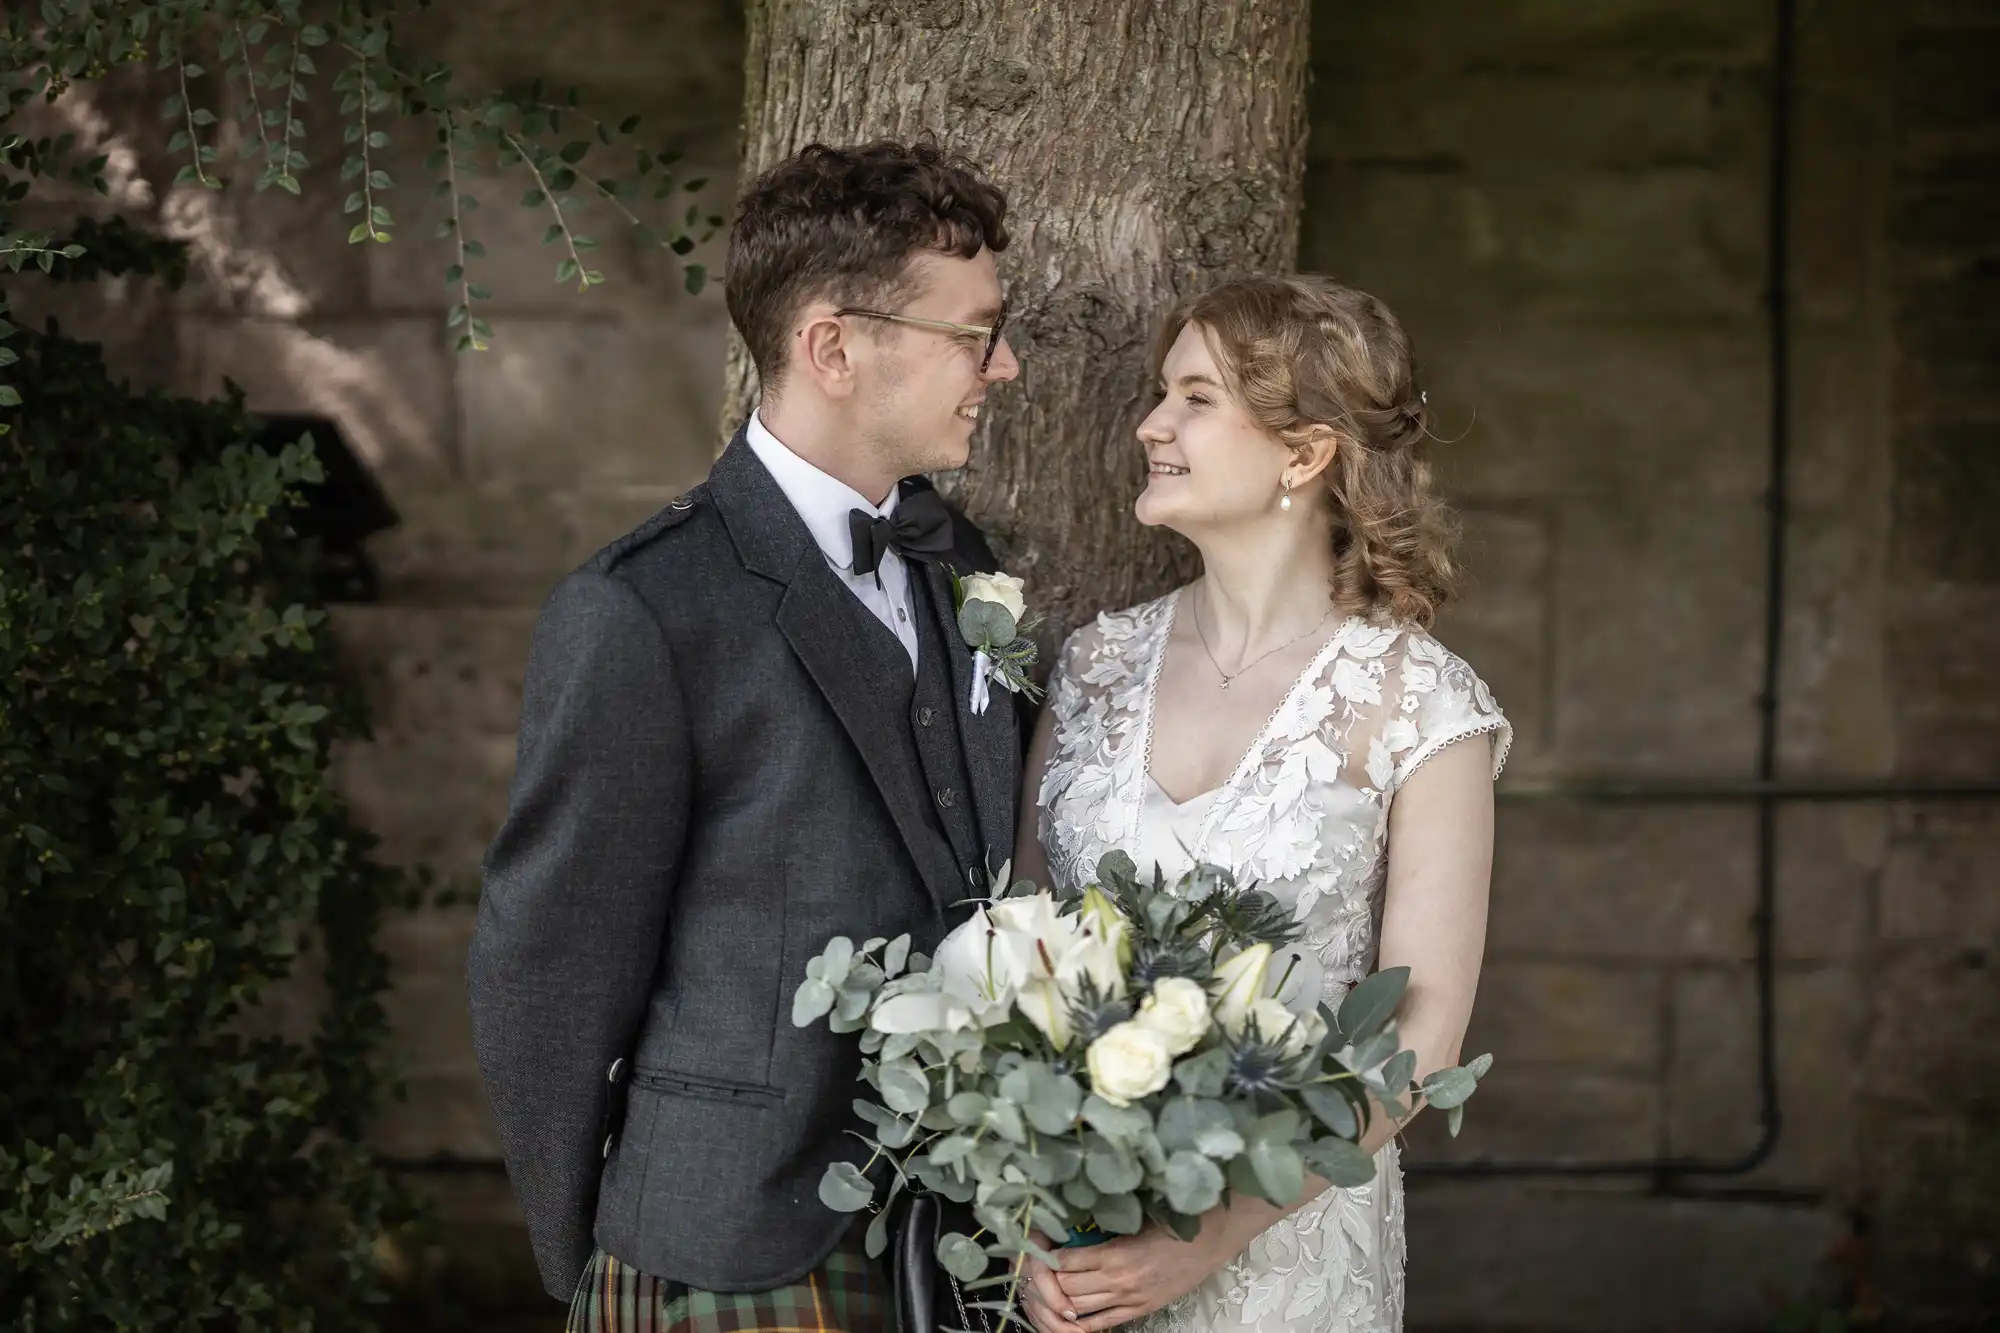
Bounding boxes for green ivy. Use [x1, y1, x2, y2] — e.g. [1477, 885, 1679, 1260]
[0, 297, 422, 1329]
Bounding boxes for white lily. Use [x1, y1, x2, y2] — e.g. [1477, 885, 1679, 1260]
[1016, 977, 1076, 1049]
[1211, 942, 1273, 1035]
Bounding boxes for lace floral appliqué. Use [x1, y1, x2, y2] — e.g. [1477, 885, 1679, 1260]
[1036, 590, 1509, 1333]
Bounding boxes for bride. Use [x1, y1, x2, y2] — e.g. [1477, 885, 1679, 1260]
[1011, 275, 1511, 1333]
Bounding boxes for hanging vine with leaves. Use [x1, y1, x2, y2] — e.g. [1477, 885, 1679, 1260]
[0, 0, 721, 414]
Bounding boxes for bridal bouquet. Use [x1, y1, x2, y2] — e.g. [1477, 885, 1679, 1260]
[790, 851, 1491, 1320]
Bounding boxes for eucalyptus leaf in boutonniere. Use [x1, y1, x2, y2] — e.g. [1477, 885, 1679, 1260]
[950, 570, 1043, 715]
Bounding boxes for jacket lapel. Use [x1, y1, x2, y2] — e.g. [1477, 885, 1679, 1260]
[709, 433, 965, 913]
[919, 558, 1020, 884]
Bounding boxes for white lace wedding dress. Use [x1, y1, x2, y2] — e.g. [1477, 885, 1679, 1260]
[1036, 588, 1511, 1333]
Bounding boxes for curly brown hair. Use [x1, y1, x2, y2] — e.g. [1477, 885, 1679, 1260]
[726, 139, 1010, 394]
[1158, 274, 1459, 628]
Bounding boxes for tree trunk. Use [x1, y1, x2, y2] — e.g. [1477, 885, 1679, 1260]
[727, 0, 1310, 643]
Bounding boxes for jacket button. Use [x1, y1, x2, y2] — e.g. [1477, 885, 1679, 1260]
[918, 707, 936, 727]
[936, 787, 956, 809]
[966, 866, 985, 889]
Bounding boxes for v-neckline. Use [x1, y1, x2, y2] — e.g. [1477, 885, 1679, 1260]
[1136, 587, 1356, 841]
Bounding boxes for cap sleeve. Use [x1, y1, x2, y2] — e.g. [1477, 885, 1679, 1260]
[1386, 631, 1512, 794]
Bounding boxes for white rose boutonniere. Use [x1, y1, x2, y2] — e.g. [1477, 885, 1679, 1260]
[951, 568, 1043, 714]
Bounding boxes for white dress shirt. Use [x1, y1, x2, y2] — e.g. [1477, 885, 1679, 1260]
[746, 411, 921, 671]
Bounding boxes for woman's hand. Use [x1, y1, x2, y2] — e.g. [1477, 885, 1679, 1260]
[1019, 1232, 1085, 1333]
[1046, 1217, 1247, 1332]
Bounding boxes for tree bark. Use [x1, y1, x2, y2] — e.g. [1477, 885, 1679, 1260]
[728, 0, 1310, 644]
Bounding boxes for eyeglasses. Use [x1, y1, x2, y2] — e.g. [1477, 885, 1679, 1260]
[835, 300, 1009, 374]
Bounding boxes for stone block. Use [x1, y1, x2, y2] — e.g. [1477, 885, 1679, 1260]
[1409, 319, 1773, 507]
[1892, 420, 2000, 583]
[1552, 493, 1769, 774]
[1487, 801, 1757, 961]
[332, 731, 517, 878]
[1664, 966, 1865, 1190]
[1462, 961, 1664, 1071]
[1776, 803, 1884, 963]
[330, 606, 538, 740]
[370, 1068, 502, 1161]
[365, 481, 694, 611]
[1302, 168, 1766, 321]
[1894, 28, 2000, 135]
[1862, 943, 2000, 1106]
[402, 0, 745, 142]
[1404, 1069, 1660, 1166]
[457, 311, 728, 495]
[1887, 587, 2000, 779]
[1311, 72, 1759, 174]
[377, 909, 479, 1074]
[1894, 267, 2000, 416]
[1403, 1185, 1845, 1332]
[1776, 326, 1895, 775]
[1313, 0, 1771, 78]
[175, 315, 458, 487]
[1434, 507, 1551, 776]
[1880, 803, 2000, 944]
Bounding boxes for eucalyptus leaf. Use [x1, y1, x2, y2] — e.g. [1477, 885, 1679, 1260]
[818, 1161, 874, 1213]
[1082, 1095, 1151, 1144]
[822, 936, 856, 986]
[884, 934, 911, 977]
[1245, 1136, 1304, 1207]
[1300, 1083, 1359, 1139]
[864, 1206, 890, 1258]
[791, 978, 836, 1028]
[1419, 1066, 1478, 1110]
[1465, 1052, 1495, 1080]
[947, 1091, 990, 1124]
[1172, 1048, 1229, 1098]
[1024, 1068, 1084, 1136]
[1163, 1151, 1224, 1215]
[1300, 1136, 1377, 1188]
[957, 599, 1017, 648]
[1380, 1050, 1416, 1097]
[1094, 1190, 1143, 1236]
[1084, 1142, 1143, 1195]
[878, 1059, 929, 1116]
[937, 1231, 988, 1283]
[1337, 967, 1409, 1043]
[1157, 1097, 1244, 1159]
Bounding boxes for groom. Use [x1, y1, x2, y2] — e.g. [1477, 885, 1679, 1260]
[467, 139, 1024, 1331]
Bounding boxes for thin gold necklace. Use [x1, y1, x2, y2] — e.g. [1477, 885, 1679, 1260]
[1190, 591, 1333, 689]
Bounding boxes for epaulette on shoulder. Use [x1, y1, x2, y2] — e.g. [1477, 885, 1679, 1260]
[597, 485, 707, 570]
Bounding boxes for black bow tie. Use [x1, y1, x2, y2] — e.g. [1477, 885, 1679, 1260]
[848, 488, 954, 578]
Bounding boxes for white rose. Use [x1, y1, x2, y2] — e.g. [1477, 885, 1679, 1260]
[1135, 977, 1211, 1056]
[1210, 942, 1273, 1034]
[1085, 1021, 1174, 1108]
[960, 572, 1027, 623]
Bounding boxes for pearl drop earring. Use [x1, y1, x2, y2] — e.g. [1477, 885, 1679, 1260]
[1280, 479, 1294, 512]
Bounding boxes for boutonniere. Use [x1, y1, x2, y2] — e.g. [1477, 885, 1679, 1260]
[950, 570, 1045, 715]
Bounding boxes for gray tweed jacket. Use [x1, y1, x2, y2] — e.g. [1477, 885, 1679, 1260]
[466, 427, 1023, 1300]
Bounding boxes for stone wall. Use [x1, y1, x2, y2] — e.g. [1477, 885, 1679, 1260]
[10, 0, 1995, 1328]
[1303, 1, 1990, 1328]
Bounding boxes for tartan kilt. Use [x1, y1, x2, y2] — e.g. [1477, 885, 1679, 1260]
[565, 1223, 895, 1333]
